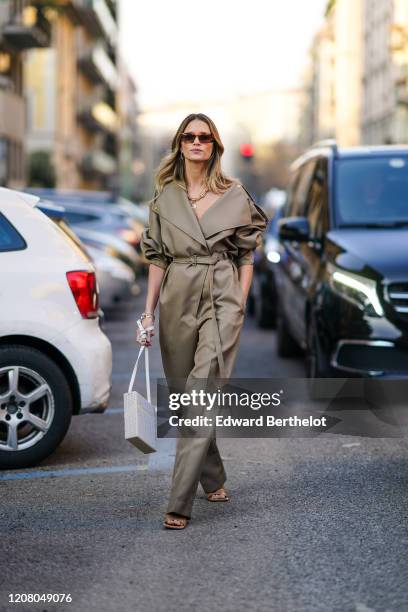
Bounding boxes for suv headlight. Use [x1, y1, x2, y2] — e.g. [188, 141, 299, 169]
[327, 263, 384, 317]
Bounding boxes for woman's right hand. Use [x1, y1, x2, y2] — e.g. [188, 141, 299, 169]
[136, 317, 155, 347]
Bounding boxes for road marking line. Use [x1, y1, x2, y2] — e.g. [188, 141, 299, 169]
[355, 603, 376, 612]
[0, 463, 149, 481]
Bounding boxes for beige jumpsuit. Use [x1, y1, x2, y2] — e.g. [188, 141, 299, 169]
[140, 181, 268, 518]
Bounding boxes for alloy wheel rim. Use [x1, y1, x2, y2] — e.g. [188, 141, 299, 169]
[0, 366, 54, 452]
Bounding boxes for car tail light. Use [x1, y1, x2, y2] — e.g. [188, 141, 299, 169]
[66, 271, 99, 318]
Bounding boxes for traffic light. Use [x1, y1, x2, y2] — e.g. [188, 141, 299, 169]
[240, 143, 255, 160]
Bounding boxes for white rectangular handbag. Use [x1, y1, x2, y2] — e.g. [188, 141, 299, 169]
[124, 345, 157, 453]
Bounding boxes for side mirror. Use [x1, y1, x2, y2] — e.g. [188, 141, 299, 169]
[278, 217, 310, 242]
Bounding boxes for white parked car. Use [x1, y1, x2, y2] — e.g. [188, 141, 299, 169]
[0, 188, 112, 469]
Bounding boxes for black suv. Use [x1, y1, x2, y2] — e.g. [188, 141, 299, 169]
[275, 140, 408, 378]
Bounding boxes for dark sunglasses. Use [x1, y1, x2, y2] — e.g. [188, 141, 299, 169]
[180, 132, 214, 144]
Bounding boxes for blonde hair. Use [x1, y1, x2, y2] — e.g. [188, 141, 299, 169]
[153, 113, 235, 200]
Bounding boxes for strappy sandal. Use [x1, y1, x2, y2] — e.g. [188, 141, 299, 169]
[207, 487, 230, 502]
[163, 513, 190, 530]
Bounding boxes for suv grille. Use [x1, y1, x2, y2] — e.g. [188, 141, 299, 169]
[387, 283, 408, 317]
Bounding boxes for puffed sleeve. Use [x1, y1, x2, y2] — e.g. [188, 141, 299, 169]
[234, 196, 269, 267]
[140, 203, 170, 270]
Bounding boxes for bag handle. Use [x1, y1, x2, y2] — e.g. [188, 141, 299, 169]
[128, 345, 151, 404]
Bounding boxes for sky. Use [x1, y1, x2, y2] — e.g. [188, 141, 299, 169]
[119, 0, 328, 111]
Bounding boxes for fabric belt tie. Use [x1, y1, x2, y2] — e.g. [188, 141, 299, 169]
[171, 252, 231, 378]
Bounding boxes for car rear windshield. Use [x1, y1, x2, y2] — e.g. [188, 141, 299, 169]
[0, 213, 26, 252]
[335, 156, 408, 227]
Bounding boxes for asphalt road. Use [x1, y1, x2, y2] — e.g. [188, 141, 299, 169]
[1, 280, 408, 612]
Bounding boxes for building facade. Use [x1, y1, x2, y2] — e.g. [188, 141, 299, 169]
[361, 0, 396, 144]
[299, 0, 364, 147]
[334, 0, 363, 146]
[25, 0, 120, 190]
[117, 56, 140, 200]
[386, 0, 408, 143]
[0, 0, 51, 187]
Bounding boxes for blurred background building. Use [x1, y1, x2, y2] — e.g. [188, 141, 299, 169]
[300, 0, 408, 148]
[1, 0, 408, 199]
[298, 0, 364, 147]
[362, 0, 408, 145]
[0, 0, 138, 195]
[24, 0, 121, 191]
[0, 0, 51, 188]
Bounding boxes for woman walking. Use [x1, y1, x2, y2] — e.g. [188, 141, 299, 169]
[137, 113, 268, 529]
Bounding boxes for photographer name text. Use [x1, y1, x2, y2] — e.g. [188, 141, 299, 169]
[168, 415, 327, 428]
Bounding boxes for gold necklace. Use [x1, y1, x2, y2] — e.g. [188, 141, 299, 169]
[187, 186, 208, 209]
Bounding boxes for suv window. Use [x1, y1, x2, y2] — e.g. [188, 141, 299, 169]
[291, 160, 317, 217]
[305, 158, 329, 239]
[335, 156, 408, 226]
[0, 213, 26, 252]
[283, 171, 300, 217]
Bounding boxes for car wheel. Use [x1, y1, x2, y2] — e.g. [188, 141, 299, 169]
[250, 273, 276, 329]
[305, 320, 333, 378]
[257, 278, 277, 329]
[276, 299, 301, 357]
[0, 346, 73, 469]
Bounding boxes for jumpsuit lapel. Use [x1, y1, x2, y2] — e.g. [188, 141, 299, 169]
[155, 183, 208, 249]
[155, 182, 252, 248]
[198, 184, 252, 239]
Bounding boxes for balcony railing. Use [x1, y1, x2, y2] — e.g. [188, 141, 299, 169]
[395, 63, 408, 87]
[395, 63, 408, 106]
[77, 92, 119, 133]
[79, 149, 117, 175]
[76, 87, 105, 110]
[1, 6, 51, 50]
[77, 43, 119, 90]
[72, 0, 117, 45]
[397, 90, 408, 106]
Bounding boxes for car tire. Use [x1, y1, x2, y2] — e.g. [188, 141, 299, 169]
[0, 345, 73, 469]
[276, 299, 301, 357]
[250, 273, 276, 329]
[257, 278, 277, 329]
[305, 320, 333, 378]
